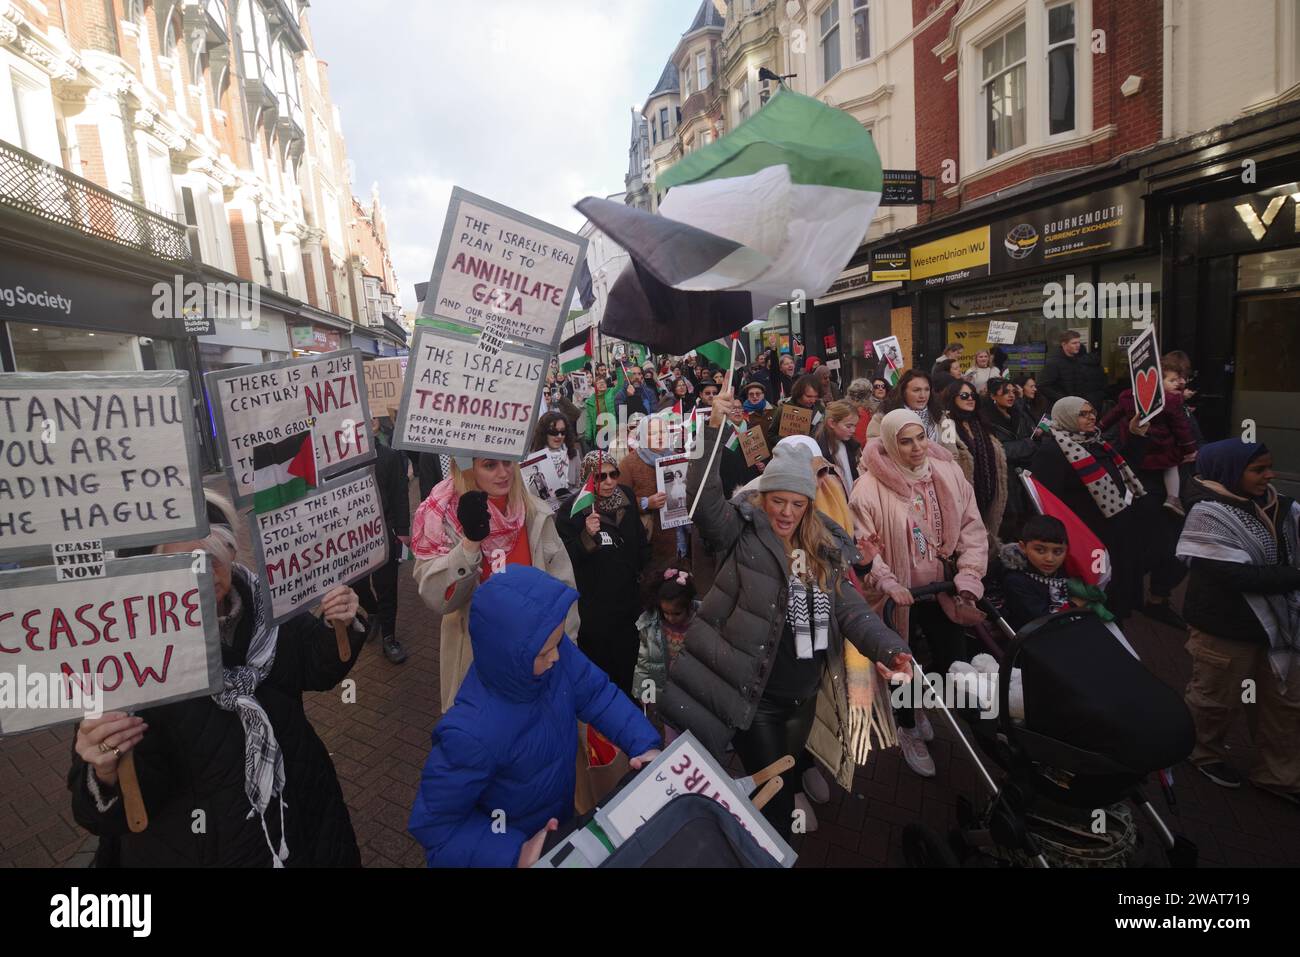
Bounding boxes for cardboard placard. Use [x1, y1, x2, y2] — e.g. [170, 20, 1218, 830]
[417, 186, 588, 352]
[655, 454, 692, 530]
[0, 555, 221, 736]
[1127, 327, 1165, 426]
[206, 350, 375, 509]
[986, 320, 1019, 344]
[0, 371, 209, 560]
[594, 731, 796, 867]
[872, 336, 904, 382]
[778, 405, 813, 438]
[250, 468, 389, 625]
[391, 325, 548, 460]
[739, 425, 770, 467]
[520, 448, 568, 512]
[53, 539, 105, 581]
[363, 357, 407, 419]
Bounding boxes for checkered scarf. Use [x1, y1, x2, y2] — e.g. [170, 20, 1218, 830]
[787, 575, 831, 659]
[1049, 428, 1144, 518]
[211, 564, 289, 867]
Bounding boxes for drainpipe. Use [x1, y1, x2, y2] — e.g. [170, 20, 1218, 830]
[1162, 0, 1175, 139]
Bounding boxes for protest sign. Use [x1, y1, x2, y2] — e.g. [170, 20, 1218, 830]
[986, 320, 1019, 344]
[778, 405, 813, 438]
[1127, 327, 1165, 426]
[392, 325, 547, 460]
[739, 425, 770, 467]
[0, 554, 221, 736]
[520, 449, 567, 512]
[0, 371, 208, 560]
[418, 186, 588, 352]
[363, 357, 407, 419]
[594, 731, 796, 867]
[207, 350, 375, 508]
[53, 540, 105, 581]
[250, 468, 389, 625]
[570, 372, 592, 404]
[656, 454, 691, 530]
[872, 336, 904, 385]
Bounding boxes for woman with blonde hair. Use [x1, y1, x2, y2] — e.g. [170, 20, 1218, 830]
[816, 399, 862, 496]
[662, 391, 914, 841]
[963, 349, 1003, 394]
[411, 456, 579, 713]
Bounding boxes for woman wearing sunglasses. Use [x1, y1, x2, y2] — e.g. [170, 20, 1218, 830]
[942, 380, 1007, 547]
[556, 452, 650, 698]
[530, 410, 581, 493]
[1029, 396, 1151, 621]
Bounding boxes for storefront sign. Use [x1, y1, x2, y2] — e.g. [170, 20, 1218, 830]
[0, 371, 209, 560]
[418, 186, 588, 352]
[0, 254, 170, 337]
[990, 182, 1145, 274]
[817, 264, 871, 303]
[1192, 183, 1300, 256]
[392, 325, 547, 460]
[909, 226, 991, 287]
[945, 275, 1066, 318]
[870, 248, 910, 281]
[251, 468, 389, 625]
[0, 555, 221, 736]
[880, 170, 923, 206]
[206, 351, 375, 508]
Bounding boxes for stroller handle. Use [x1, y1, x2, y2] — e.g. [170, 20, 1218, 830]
[881, 581, 957, 632]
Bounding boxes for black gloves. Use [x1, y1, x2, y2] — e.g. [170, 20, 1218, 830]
[456, 491, 492, 543]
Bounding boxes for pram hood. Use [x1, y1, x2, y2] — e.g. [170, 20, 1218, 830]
[1014, 611, 1194, 775]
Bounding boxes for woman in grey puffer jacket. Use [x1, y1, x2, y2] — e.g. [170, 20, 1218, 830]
[661, 390, 913, 840]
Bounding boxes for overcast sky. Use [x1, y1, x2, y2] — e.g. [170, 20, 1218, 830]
[308, 0, 706, 311]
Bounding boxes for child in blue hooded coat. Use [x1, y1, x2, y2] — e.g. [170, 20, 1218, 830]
[409, 565, 662, 867]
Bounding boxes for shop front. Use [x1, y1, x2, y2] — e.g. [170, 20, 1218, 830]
[291, 306, 353, 358]
[906, 179, 1151, 399]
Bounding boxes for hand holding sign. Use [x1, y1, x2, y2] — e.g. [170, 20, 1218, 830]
[75, 712, 148, 787]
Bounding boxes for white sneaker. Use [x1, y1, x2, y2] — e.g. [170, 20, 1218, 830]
[915, 710, 935, 743]
[802, 767, 830, 805]
[793, 792, 820, 832]
[898, 726, 936, 777]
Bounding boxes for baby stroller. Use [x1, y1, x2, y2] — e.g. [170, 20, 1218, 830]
[885, 582, 1198, 868]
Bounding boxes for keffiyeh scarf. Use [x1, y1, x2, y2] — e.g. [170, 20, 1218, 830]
[410, 475, 526, 560]
[1178, 491, 1300, 682]
[1049, 428, 1144, 518]
[211, 564, 289, 867]
[787, 575, 831, 659]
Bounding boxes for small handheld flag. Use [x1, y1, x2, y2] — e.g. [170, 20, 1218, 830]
[253, 431, 318, 513]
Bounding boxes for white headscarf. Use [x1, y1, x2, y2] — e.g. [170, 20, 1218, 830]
[879, 409, 933, 483]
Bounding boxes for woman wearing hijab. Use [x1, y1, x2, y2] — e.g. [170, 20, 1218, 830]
[850, 409, 990, 778]
[1028, 396, 1150, 620]
[942, 380, 1007, 546]
[411, 457, 579, 713]
[70, 493, 365, 867]
[1176, 440, 1300, 803]
[556, 451, 651, 697]
[617, 414, 677, 562]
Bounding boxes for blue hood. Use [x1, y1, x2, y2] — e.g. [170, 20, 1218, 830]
[468, 566, 578, 703]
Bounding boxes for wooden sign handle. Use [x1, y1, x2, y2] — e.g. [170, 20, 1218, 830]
[751, 775, 783, 811]
[333, 620, 351, 662]
[119, 752, 148, 833]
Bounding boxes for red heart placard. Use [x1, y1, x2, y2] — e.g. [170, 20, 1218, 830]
[1135, 367, 1159, 415]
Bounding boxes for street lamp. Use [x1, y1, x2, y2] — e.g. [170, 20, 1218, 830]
[759, 66, 798, 86]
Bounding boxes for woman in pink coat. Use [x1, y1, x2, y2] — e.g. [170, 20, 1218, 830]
[849, 409, 989, 778]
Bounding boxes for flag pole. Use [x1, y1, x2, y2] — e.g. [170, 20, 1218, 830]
[687, 337, 739, 522]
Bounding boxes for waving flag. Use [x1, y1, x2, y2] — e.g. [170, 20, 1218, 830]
[576, 89, 882, 353]
[558, 323, 590, 374]
[569, 471, 597, 517]
[1020, 470, 1111, 588]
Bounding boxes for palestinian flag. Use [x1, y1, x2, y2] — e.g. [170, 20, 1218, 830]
[1020, 470, 1111, 588]
[725, 417, 748, 452]
[695, 336, 736, 373]
[559, 321, 590, 374]
[569, 471, 597, 517]
[575, 88, 882, 353]
[253, 432, 317, 513]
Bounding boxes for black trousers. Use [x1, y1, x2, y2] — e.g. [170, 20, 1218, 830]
[891, 599, 970, 729]
[732, 693, 817, 842]
[1136, 471, 1188, 600]
[577, 616, 640, 700]
[359, 542, 400, 640]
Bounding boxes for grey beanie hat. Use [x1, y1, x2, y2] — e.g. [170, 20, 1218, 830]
[756, 441, 817, 500]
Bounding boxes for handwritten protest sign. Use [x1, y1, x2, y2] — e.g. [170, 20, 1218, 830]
[778, 405, 813, 438]
[418, 186, 588, 352]
[594, 731, 795, 866]
[0, 555, 221, 736]
[362, 357, 407, 419]
[1127, 327, 1165, 426]
[986, 320, 1019, 344]
[0, 371, 208, 560]
[250, 468, 388, 625]
[392, 325, 546, 460]
[739, 426, 770, 467]
[206, 350, 375, 508]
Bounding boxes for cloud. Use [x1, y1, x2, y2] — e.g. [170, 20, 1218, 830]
[307, 0, 703, 309]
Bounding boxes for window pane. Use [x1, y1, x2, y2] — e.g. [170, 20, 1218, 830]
[854, 2, 870, 60]
[1049, 3, 1075, 44]
[824, 24, 841, 79]
[821, 3, 838, 33]
[982, 37, 1003, 79]
[987, 62, 1026, 158]
[1048, 44, 1075, 134]
[1006, 23, 1026, 62]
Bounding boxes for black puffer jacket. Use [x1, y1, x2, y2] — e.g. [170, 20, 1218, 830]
[1038, 346, 1106, 409]
[1180, 478, 1300, 644]
[69, 569, 364, 867]
[661, 426, 903, 766]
